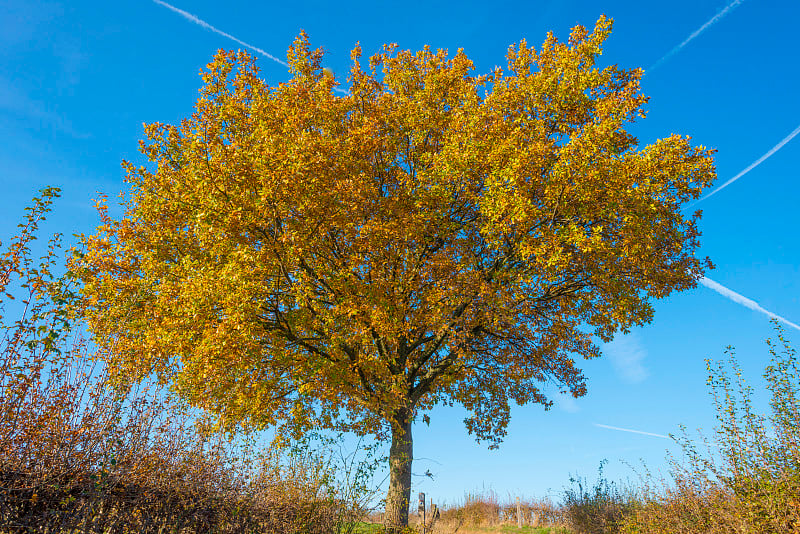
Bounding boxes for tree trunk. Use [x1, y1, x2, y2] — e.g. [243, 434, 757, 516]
[384, 408, 413, 533]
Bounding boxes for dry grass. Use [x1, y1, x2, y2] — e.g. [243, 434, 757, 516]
[429, 491, 567, 533]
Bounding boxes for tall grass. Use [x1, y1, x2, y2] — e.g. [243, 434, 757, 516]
[431, 489, 566, 532]
[552, 322, 800, 534]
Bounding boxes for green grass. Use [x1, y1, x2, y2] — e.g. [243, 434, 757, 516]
[347, 522, 385, 534]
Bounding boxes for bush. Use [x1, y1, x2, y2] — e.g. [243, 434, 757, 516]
[0, 188, 369, 533]
[561, 460, 640, 534]
[620, 321, 800, 533]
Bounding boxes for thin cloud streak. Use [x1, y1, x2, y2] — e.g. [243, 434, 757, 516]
[594, 423, 670, 440]
[648, 0, 745, 72]
[604, 333, 649, 384]
[700, 277, 800, 331]
[152, 0, 289, 67]
[556, 393, 580, 413]
[0, 78, 91, 139]
[691, 123, 800, 205]
[152, 1, 350, 95]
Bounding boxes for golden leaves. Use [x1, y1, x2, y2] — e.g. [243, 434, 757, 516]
[77, 17, 715, 447]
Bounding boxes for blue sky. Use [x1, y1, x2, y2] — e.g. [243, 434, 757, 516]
[2, 0, 799, 506]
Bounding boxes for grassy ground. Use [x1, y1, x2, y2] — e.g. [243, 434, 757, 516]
[348, 523, 385, 534]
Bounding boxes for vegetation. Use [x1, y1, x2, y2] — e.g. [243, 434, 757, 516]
[3, 197, 797, 532]
[536, 320, 799, 534]
[562, 461, 639, 534]
[73, 15, 715, 531]
[617, 320, 800, 533]
[0, 189, 374, 533]
[391, 322, 799, 534]
[369, 490, 567, 533]
[9, 14, 789, 534]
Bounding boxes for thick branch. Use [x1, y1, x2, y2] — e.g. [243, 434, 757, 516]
[339, 341, 376, 396]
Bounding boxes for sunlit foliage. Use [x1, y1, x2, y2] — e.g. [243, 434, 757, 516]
[74, 16, 715, 528]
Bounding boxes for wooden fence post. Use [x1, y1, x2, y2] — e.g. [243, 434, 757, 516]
[418, 492, 426, 534]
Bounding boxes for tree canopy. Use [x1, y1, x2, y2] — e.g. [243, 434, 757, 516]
[76, 16, 715, 529]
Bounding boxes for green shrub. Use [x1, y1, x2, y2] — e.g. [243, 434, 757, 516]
[562, 460, 640, 534]
[620, 320, 800, 533]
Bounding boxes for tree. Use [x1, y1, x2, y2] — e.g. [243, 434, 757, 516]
[75, 16, 715, 531]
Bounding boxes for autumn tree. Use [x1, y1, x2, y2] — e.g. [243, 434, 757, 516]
[76, 16, 715, 531]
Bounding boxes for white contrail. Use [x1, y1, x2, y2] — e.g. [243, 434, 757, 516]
[594, 423, 670, 440]
[152, 0, 350, 95]
[152, 0, 289, 67]
[699, 277, 800, 331]
[690, 123, 800, 205]
[648, 0, 745, 72]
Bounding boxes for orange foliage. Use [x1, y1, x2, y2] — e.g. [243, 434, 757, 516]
[74, 16, 716, 529]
